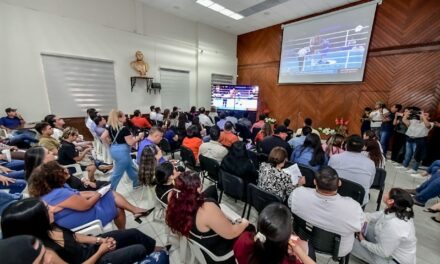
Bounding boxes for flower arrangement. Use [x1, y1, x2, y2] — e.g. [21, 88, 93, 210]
[318, 117, 350, 136]
[264, 118, 277, 124]
[335, 117, 349, 136]
[317, 127, 336, 136]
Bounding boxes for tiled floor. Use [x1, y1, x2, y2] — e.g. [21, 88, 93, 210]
[113, 157, 440, 264]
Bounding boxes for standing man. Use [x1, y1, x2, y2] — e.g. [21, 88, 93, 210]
[369, 101, 388, 139]
[380, 104, 402, 156]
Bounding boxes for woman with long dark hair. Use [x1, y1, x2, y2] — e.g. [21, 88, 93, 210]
[138, 145, 162, 186]
[28, 161, 152, 229]
[234, 203, 315, 264]
[1, 198, 157, 264]
[155, 161, 181, 204]
[166, 171, 248, 263]
[363, 139, 386, 168]
[290, 133, 328, 172]
[352, 188, 416, 264]
[177, 113, 190, 142]
[255, 122, 273, 143]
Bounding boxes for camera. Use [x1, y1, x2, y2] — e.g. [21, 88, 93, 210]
[409, 110, 421, 120]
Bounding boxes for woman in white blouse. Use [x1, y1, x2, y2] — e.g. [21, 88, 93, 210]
[352, 188, 417, 264]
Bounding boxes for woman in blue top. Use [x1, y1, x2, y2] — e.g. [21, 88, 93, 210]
[28, 161, 153, 230]
[290, 133, 328, 172]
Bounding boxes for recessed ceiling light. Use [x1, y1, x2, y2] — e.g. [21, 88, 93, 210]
[219, 9, 234, 16]
[229, 13, 244, 20]
[208, 3, 225, 12]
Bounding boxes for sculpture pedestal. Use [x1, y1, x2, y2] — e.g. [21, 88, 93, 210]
[130, 76, 155, 93]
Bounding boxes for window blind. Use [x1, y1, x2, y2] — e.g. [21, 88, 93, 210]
[41, 54, 117, 117]
[211, 73, 234, 85]
[159, 68, 190, 111]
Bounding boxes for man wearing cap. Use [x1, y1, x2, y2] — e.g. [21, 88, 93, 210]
[0, 108, 38, 147]
[260, 124, 293, 157]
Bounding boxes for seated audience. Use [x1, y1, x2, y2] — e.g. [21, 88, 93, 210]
[0, 108, 38, 147]
[259, 147, 296, 202]
[162, 108, 171, 125]
[352, 188, 416, 264]
[251, 114, 266, 131]
[192, 116, 206, 137]
[363, 138, 386, 169]
[177, 113, 190, 141]
[85, 108, 98, 134]
[221, 141, 258, 185]
[0, 146, 25, 180]
[288, 126, 312, 151]
[225, 111, 238, 124]
[419, 159, 440, 177]
[28, 161, 152, 229]
[322, 133, 345, 157]
[238, 112, 252, 131]
[164, 125, 180, 151]
[219, 121, 239, 148]
[216, 112, 227, 130]
[182, 125, 203, 161]
[363, 130, 383, 153]
[1, 198, 158, 264]
[234, 203, 315, 264]
[0, 192, 22, 215]
[187, 106, 197, 122]
[44, 114, 65, 140]
[198, 107, 214, 127]
[150, 107, 164, 124]
[328, 135, 375, 206]
[283, 118, 294, 141]
[361, 107, 372, 136]
[131, 109, 152, 129]
[155, 161, 181, 204]
[209, 106, 218, 122]
[0, 235, 65, 264]
[0, 173, 26, 195]
[137, 126, 165, 164]
[166, 171, 249, 263]
[36, 121, 60, 155]
[255, 122, 273, 144]
[288, 166, 363, 257]
[291, 133, 328, 172]
[295, 118, 320, 138]
[199, 126, 228, 164]
[58, 127, 97, 182]
[406, 169, 440, 207]
[93, 115, 107, 137]
[138, 144, 163, 186]
[25, 146, 107, 191]
[260, 125, 293, 157]
[168, 111, 179, 127]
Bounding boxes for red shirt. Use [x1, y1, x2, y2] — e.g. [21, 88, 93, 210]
[131, 116, 152, 129]
[182, 137, 203, 161]
[233, 232, 301, 264]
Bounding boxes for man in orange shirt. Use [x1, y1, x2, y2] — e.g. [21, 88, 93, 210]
[219, 121, 239, 148]
[131, 110, 152, 129]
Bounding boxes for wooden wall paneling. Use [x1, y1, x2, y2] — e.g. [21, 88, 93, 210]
[63, 117, 93, 141]
[236, 0, 440, 133]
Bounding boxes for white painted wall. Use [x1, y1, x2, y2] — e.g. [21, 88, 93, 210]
[0, 0, 237, 121]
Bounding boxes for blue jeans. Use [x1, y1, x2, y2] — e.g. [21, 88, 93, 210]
[427, 160, 440, 175]
[380, 130, 392, 155]
[415, 172, 440, 203]
[0, 178, 27, 193]
[2, 170, 25, 180]
[403, 137, 427, 171]
[8, 130, 38, 146]
[0, 159, 25, 171]
[110, 144, 139, 190]
[0, 192, 22, 215]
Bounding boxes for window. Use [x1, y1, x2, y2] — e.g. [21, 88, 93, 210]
[41, 53, 117, 117]
[159, 68, 190, 111]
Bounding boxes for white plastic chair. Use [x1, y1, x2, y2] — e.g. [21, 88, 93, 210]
[63, 164, 87, 179]
[71, 219, 113, 236]
[187, 236, 235, 264]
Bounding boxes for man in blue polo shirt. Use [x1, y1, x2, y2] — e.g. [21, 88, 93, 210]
[0, 108, 38, 147]
[137, 126, 166, 164]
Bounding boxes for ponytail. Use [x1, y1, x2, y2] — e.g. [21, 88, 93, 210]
[385, 188, 414, 221]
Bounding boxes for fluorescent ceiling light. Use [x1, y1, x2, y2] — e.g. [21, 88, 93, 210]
[195, 0, 244, 20]
[208, 3, 225, 12]
[196, 0, 214, 7]
[229, 13, 244, 20]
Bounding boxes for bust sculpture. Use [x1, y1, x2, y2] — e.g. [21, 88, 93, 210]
[130, 51, 149, 76]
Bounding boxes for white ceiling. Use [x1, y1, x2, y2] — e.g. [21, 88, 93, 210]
[140, 0, 360, 35]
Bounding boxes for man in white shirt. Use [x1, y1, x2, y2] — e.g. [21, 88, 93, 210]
[150, 107, 163, 123]
[199, 126, 228, 164]
[402, 109, 432, 174]
[289, 166, 364, 257]
[198, 107, 214, 127]
[295, 118, 320, 138]
[328, 135, 375, 206]
[369, 101, 389, 139]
